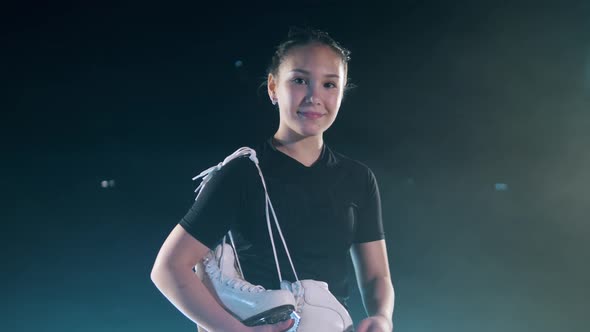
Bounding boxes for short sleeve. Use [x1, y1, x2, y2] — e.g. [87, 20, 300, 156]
[353, 167, 385, 243]
[179, 156, 250, 249]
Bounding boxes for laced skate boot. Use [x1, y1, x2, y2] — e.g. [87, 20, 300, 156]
[282, 280, 354, 332]
[199, 244, 298, 326]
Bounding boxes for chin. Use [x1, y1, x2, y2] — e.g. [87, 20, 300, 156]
[297, 125, 329, 138]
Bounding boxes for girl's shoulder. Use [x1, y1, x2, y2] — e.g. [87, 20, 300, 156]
[328, 146, 377, 180]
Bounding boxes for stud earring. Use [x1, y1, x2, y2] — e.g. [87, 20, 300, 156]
[271, 99, 277, 105]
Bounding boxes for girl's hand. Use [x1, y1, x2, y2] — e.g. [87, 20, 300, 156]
[248, 319, 295, 332]
[355, 315, 392, 332]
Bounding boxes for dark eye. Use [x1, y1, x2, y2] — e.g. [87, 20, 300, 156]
[324, 82, 337, 88]
[292, 78, 307, 85]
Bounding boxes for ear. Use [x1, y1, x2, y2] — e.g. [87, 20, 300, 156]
[267, 73, 277, 103]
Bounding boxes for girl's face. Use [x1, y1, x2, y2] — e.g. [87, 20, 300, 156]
[268, 43, 346, 139]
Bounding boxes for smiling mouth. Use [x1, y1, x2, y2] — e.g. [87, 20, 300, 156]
[297, 111, 325, 119]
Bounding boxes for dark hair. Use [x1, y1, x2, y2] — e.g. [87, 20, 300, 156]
[267, 27, 352, 89]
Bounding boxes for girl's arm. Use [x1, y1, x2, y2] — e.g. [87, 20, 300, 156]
[350, 239, 395, 331]
[150, 224, 249, 332]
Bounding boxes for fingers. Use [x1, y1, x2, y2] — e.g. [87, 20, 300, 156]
[251, 318, 294, 332]
[355, 318, 371, 332]
[276, 318, 295, 332]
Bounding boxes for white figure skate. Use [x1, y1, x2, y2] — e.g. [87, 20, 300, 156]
[199, 243, 299, 327]
[282, 280, 353, 332]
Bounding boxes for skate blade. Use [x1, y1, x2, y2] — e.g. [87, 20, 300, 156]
[241, 304, 296, 326]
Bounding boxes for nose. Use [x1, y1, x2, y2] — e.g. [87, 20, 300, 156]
[305, 83, 321, 105]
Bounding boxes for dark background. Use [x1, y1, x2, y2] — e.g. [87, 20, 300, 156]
[2, 1, 589, 331]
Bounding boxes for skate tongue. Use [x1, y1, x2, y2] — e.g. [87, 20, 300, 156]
[280, 280, 304, 310]
[280, 280, 292, 291]
[215, 243, 241, 279]
[280, 280, 303, 292]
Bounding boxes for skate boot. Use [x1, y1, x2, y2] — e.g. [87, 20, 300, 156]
[282, 279, 353, 332]
[200, 243, 298, 326]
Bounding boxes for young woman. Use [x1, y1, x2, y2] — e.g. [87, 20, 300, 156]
[151, 28, 394, 332]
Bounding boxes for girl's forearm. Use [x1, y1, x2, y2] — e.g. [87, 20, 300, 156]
[360, 276, 394, 326]
[151, 263, 248, 332]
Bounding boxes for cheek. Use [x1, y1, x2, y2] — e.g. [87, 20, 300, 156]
[327, 92, 343, 108]
[281, 85, 303, 101]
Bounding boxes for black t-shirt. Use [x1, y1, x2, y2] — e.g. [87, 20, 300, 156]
[179, 138, 384, 303]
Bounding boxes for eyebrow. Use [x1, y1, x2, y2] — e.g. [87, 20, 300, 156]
[290, 69, 340, 78]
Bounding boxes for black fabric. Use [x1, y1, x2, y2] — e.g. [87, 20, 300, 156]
[179, 138, 384, 303]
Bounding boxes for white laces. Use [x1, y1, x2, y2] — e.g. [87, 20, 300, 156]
[203, 254, 265, 293]
[282, 279, 305, 313]
[192, 147, 300, 284]
[192, 147, 260, 201]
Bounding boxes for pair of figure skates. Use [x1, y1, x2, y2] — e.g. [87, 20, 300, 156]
[193, 148, 353, 332]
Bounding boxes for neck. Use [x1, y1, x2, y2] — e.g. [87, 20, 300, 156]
[271, 133, 324, 167]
